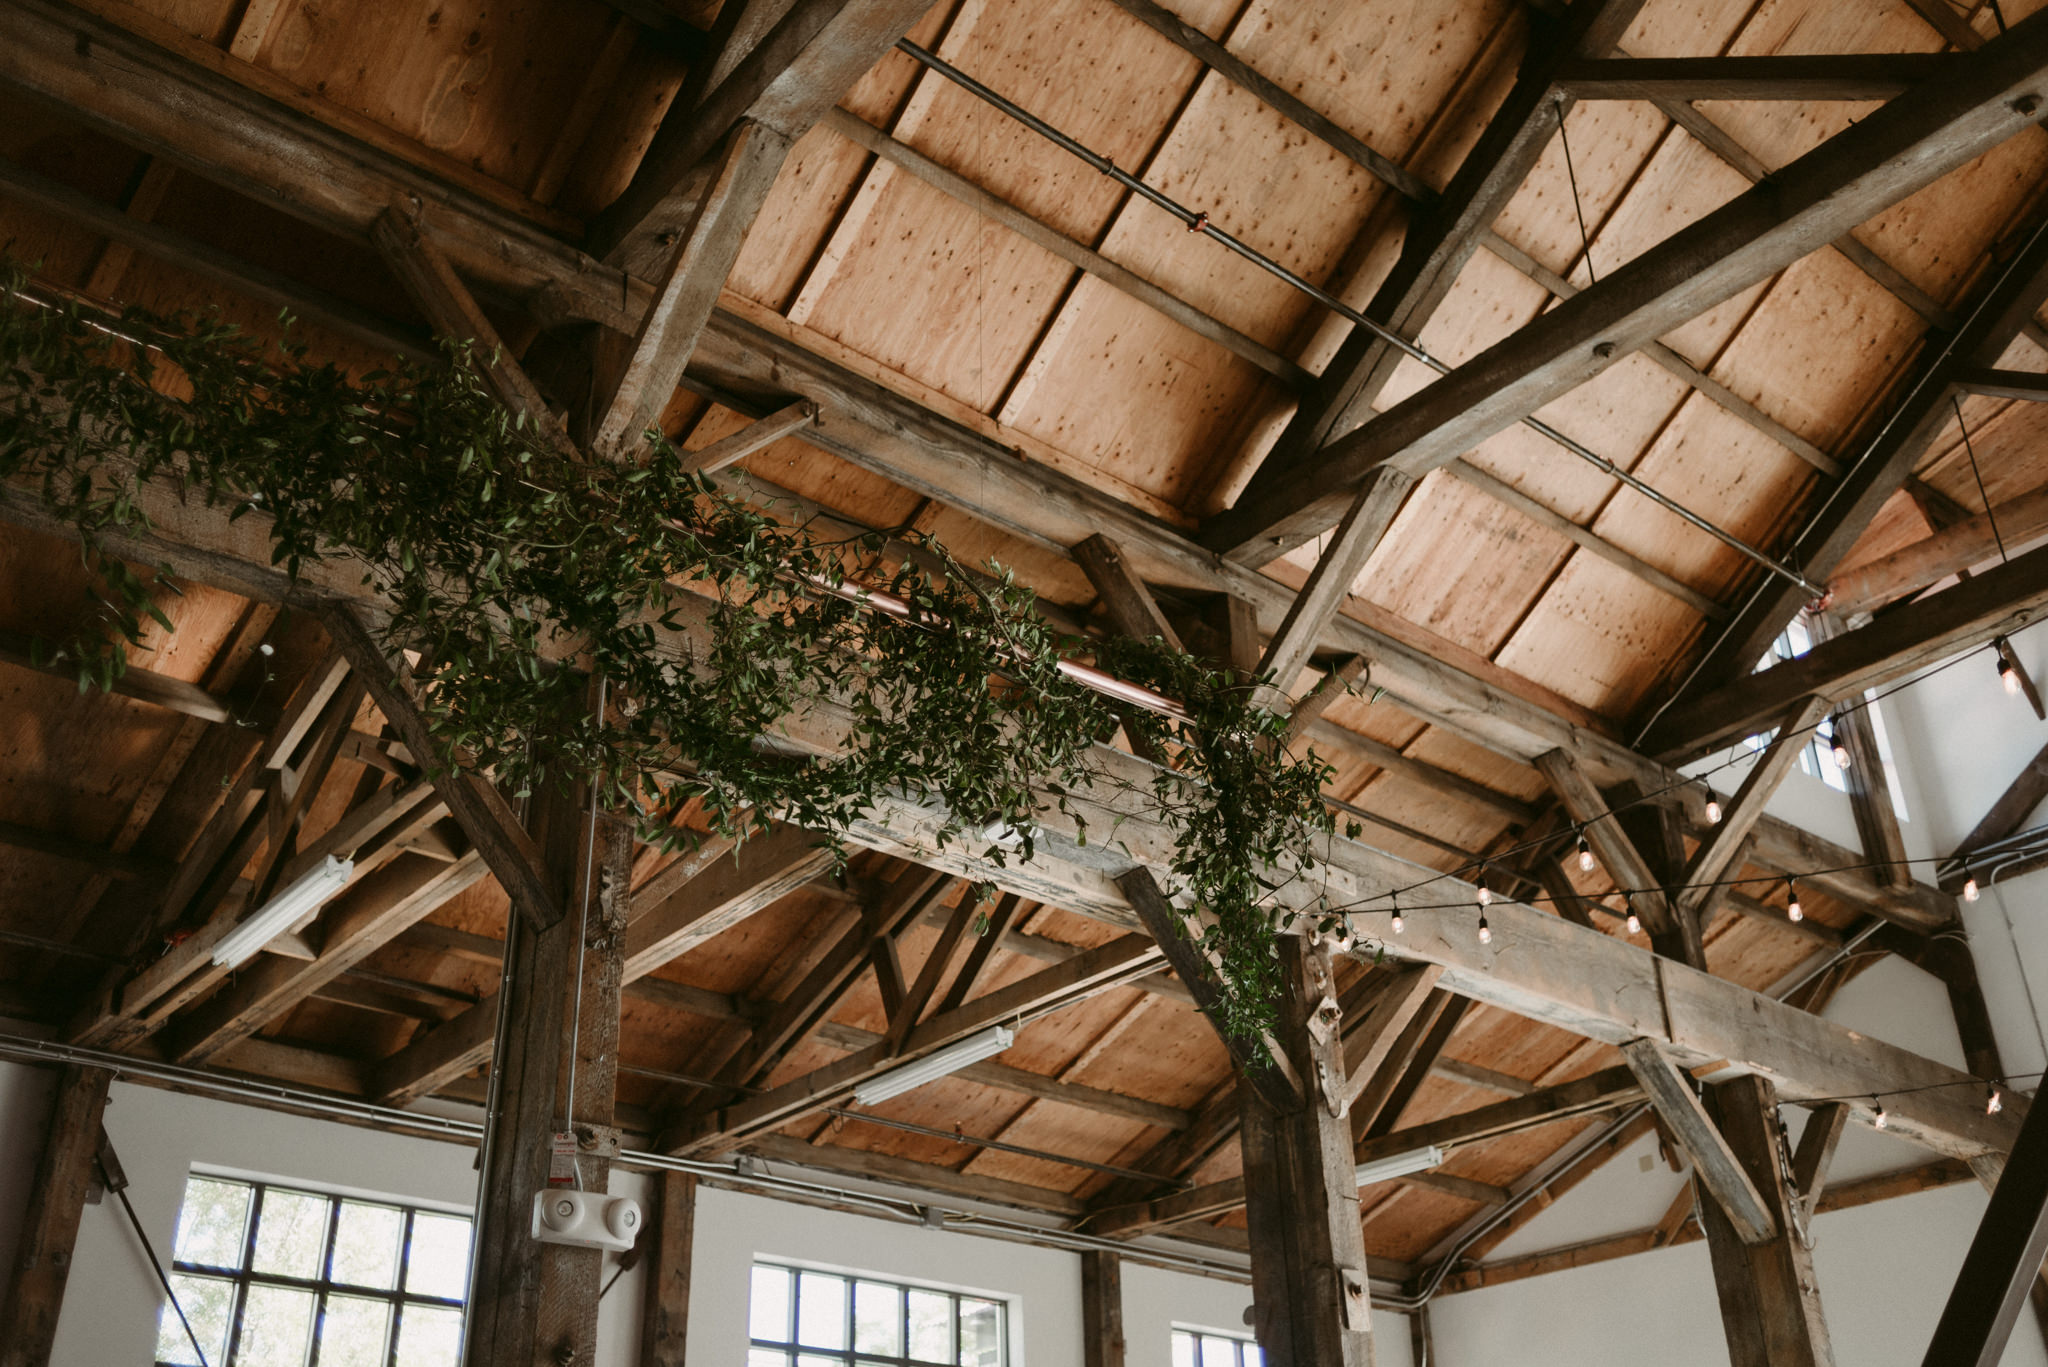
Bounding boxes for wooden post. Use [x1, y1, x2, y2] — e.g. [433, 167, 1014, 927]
[639, 1173, 696, 1367]
[1241, 933, 1374, 1366]
[462, 772, 630, 1367]
[1081, 1248, 1126, 1367]
[1697, 1075, 1834, 1367]
[1920, 1071, 2048, 1366]
[0, 1065, 111, 1367]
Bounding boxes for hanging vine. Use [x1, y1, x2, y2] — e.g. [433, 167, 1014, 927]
[0, 270, 1348, 1038]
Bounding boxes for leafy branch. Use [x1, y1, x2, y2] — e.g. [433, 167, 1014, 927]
[0, 269, 1341, 1038]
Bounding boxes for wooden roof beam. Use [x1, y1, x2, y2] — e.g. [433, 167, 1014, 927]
[1825, 481, 2048, 619]
[1209, 13, 2048, 560]
[1232, 0, 1650, 517]
[1649, 541, 2048, 762]
[1669, 207, 2048, 697]
[1553, 53, 1955, 102]
[592, 0, 936, 266]
[1673, 695, 1833, 924]
[1620, 1040, 1776, 1244]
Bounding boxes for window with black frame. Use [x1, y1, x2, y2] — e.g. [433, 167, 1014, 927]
[747, 1262, 1007, 1367]
[154, 1172, 472, 1367]
[1172, 1327, 1264, 1367]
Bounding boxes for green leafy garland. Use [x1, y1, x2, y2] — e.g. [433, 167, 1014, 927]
[0, 270, 1345, 1038]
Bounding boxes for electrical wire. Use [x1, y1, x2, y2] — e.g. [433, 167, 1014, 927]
[1956, 393, 2009, 564]
[109, 1155, 211, 1367]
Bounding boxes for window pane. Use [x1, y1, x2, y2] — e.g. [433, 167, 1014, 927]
[239, 1283, 318, 1367]
[907, 1289, 951, 1363]
[156, 1273, 234, 1366]
[853, 1280, 902, 1356]
[751, 1264, 793, 1343]
[1242, 1344, 1263, 1367]
[1172, 1331, 1197, 1367]
[394, 1304, 465, 1367]
[331, 1202, 405, 1290]
[796, 1271, 848, 1349]
[797, 1358, 842, 1367]
[1200, 1336, 1240, 1367]
[173, 1178, 252, 1270]
[959, 1298, 1000, 1367]
[251, 1189, 330, 1279]
[748, 1352, 790, 1367]
[319, 1294, 393, 1367]
[405, 1213, 472, 1301]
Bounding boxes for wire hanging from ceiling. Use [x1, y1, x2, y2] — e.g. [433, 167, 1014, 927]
[893, 38, 1828, 597]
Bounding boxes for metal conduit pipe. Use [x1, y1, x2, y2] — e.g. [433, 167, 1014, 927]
[894, 39, 1828, 599]
[0, 1032, 1277, 1287]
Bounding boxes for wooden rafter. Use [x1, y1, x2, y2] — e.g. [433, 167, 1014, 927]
[1552, 53, 1954, 101]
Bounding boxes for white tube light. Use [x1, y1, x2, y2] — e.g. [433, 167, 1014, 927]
[853, 1024, 1016, 1105]
[1353, 1145, 1445, 1188]
[211, 855, 354, 969]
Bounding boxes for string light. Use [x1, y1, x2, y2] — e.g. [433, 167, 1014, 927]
[1623, 893, 1641, 936]
[1872, 1097, 1887, 1130]
[1964, 875, 1981, 903]
[1831, 732, 1851, 771]
[1576, 831, 1595, 873]
[1999, 648, 2021, 696]
[1328, 918, 1356, 953]
[1987, 1083, 2004, 1116]
[1390, 896, 1405, 935]
[1477, 912, 1492, 945]
[1476, 875, 1492, 908]
[1704, 794, 1722, 825]
[1785, 877, 1803, 924]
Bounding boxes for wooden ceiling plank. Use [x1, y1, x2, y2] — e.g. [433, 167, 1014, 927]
[1211, 15, 2048, 558]
[1553, 53, 1956, 102]
[1354, 993, 1469, 1144]
[822, 107, 1310, 386]
[1651, 542, 2048, 761]
[665, 928, 1164, 1155]
[624, 824, 838, 979]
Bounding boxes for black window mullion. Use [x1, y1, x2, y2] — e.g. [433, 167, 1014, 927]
[388, 1208, 415, 1367]
[222, 1183, 270, 1367]
[307, 1192, 344, 1367]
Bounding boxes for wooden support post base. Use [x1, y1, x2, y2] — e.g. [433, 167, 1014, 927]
[1242, 935, 1375, 1367]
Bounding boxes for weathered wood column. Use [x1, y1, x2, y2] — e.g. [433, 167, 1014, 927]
[1697, 1075, 1834, 1367]
[463, 778, 632, 1367]
[0, 1065, 110, 1367]
[1241, 932, 1374, 1366]
[639, 1173, 697, 1367]
[1081, 1248, 1126, 1367]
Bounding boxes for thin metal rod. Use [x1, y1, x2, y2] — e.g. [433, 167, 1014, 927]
[894, 39, 1828, 598]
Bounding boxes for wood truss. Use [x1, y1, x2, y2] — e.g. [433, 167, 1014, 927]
[5, 0, 2048, 1362]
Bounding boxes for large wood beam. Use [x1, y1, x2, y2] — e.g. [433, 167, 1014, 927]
[1241, 934, 1374, 1367]
[589, 120, 795, 461]
[0, 0, 1956, 935]
[1648, 543, 2048, 762]
[1676, 211, 2048, 695]
[1233, 0, 1649, 521]
[0, 1066, 110, 1367]
[1553, 53, 1954, 101]
[1699, 1075, 1835, 1366]
[1674, 695, 1832, 923]
[1535, 749, 1694, 959]
[592, 0, 936, 266]
[1920, 1073, 2048, 1366]
[624, 825, 836, 979]
[1081, 1249, 1126, 1367]
[1620, 1040, 1775, 1244]
[639, 1173, 695, 1367]
[1210, 13, 2048, 559]
[1827, 481, 2048, 619]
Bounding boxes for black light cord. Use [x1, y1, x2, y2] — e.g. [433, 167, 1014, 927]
[108, 1156, 209, 1367]
[1555, 97, 1599, 284]
[1955, 393, 2009, 564]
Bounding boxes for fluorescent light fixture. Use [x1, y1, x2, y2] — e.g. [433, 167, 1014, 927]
[211, 855, 354, 969]
[854, 1024, 1016, 1105]
[1353, 1144, 1444, 1188]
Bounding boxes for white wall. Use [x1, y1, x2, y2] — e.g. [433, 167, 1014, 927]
[5, 1062, 1378, 1367]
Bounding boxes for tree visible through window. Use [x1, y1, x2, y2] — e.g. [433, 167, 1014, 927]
[747, 1262, 1006, 1367]
[1173, 1327, 1263, 1367]
[154, 1173, 471, 1367]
